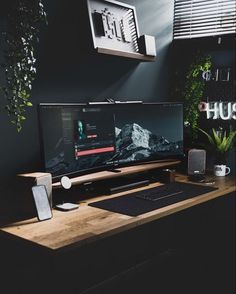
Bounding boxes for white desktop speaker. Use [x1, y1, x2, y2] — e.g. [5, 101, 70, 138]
[188, 149, 206, 176]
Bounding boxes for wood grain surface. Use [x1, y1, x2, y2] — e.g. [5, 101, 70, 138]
[1, 174, 235, 251]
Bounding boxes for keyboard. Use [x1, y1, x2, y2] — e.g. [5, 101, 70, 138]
[135, 184, 183, 202]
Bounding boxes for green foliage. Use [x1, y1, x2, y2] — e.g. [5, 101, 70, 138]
[0, 0, 47, 132]
[198, 127, 236, 163]
[183, 54, 212, 142]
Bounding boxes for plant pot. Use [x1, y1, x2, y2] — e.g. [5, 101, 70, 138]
[214, 153, 227, 165]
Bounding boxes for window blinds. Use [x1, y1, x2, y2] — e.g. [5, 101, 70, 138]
[174, 0, 236, 39]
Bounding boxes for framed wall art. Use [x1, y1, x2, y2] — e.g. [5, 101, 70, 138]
[87, 0, 156, 61]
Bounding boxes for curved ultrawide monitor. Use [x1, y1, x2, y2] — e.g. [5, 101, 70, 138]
[38, 102, 183, 181]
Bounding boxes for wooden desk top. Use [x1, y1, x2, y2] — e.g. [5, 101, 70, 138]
[0, 174, 235, 251]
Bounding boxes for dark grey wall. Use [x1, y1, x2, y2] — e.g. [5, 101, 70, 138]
[0, 0, 174, 208]
[171, 37, 236, 174]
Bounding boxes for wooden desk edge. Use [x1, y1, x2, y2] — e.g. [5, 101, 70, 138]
[1, 176, 235, 252]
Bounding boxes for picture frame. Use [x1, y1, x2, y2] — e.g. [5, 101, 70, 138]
[87, 0, 155, 61]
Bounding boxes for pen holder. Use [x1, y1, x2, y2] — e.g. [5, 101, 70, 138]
[160, 169, 176, 183]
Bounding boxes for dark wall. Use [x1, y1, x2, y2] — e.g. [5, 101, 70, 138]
[0, 0, 174, 208]
[170, 36, 236, 173]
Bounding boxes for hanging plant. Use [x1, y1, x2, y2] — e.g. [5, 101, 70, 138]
[183, 54, 212, 142]
[0, 0, 47, 132]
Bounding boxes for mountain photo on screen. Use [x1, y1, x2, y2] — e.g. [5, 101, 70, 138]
[113, 104, 183, 163]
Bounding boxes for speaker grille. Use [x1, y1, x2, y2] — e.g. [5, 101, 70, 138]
[188, 149, 206, 175]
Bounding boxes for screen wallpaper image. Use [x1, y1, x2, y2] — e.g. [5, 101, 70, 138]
[40, 106, 116, 177]
[112, 104, 183, 164]
[40, 104, 183, 177]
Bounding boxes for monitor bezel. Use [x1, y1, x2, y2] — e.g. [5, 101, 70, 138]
[38, 102, 184, 182]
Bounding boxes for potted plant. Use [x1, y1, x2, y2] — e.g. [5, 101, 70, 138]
[198, 127, 236, 176]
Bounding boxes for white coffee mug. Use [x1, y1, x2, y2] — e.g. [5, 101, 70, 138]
[214, 165, 231, 177]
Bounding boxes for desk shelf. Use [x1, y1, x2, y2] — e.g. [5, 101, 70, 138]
[52, 160, 180, 189]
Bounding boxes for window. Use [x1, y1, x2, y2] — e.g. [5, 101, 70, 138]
[173, 0, 236, 39]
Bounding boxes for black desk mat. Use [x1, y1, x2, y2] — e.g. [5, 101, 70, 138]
[89, 182, 218, 217]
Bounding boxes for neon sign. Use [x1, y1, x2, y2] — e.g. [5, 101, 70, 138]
[198, 102, 236, 120]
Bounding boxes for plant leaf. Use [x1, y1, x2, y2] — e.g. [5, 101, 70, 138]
[199, 127, 236, 153]
[224, 131, 236, 152]
[212, 128, 222, 146]
[198, 128, 214, 145]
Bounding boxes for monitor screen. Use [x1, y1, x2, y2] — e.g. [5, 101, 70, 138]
[38, 104, 116, 178]
[113, 103, 183, 164]
[38, 102, 183, 180]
